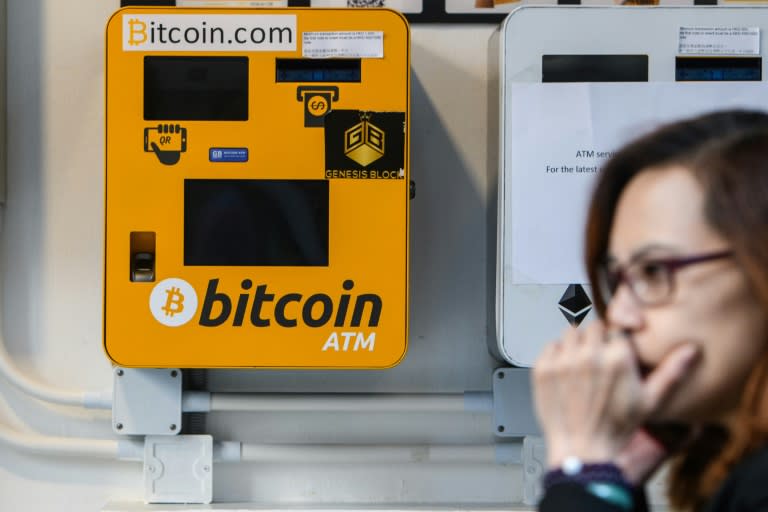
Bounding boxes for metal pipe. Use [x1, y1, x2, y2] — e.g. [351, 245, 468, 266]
[194, 392, 493, 414]
[239, 443, 504, 464]
[0, 336, 111, 409]
[0, 420, 137, 459]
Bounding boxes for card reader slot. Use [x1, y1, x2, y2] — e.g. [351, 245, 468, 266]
[276, 58, 362, 83]
[130, 232, 156, 282]
[542, 55, 648, 82]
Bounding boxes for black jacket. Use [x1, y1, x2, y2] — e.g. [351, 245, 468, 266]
[539, 445, 768, 512]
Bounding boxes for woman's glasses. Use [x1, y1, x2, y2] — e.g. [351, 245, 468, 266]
[597, 249, 733, 306]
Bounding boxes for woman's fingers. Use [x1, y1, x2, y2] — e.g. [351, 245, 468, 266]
[641, 343, 700, 416]
[582, 320, 607, 349]
[533, 323, 700, 469]
[533, 322, 649, 464]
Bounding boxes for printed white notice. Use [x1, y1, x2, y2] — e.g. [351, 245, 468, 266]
[679, 27, 760, 55]
[445, 0, 517, 13]
[505, 82, 768, 285]
[310, 0, 422, 12]
[178, 1, 288, 6]
[303, 31, 384, 59]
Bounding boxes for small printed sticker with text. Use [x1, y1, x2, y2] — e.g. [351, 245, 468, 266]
[209, 148, 248, 163]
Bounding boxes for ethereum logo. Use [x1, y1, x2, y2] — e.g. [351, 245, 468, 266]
[558, 284, 592, 326]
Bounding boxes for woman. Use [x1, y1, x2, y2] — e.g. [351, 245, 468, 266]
[533, 110, 768, 512]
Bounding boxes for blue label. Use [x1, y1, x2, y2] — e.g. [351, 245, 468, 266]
[209, 148, 248, 163]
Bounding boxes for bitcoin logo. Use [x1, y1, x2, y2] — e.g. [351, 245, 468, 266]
[150, 278, 198, 327]
[307, 95, 329, 117]
[127, 18, 147, 46]
[162, 287, 185, 317]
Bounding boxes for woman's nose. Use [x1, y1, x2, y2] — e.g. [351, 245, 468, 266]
[605, 282, 644, 330]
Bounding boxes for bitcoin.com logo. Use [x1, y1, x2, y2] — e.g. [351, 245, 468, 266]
[149, 278, 199, 327]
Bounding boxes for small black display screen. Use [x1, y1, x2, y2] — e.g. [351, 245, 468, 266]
[185, 180, 329, 267]
[676, 57, 762, 81]
[144, 56, 248, 120]
[276, 58, 361, 82]
[542, 55, 649, 82]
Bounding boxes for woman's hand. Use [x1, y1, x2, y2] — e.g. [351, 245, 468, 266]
[532, 321, 699, 483]
[615, 423, 697, 485]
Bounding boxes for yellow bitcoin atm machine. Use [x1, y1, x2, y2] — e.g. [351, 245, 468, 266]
[104, 7, 410, 369]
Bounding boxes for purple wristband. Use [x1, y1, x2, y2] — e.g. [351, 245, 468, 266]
[543, 460, 631, 490]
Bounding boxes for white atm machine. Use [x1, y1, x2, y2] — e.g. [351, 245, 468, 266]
[494, 7, 768, 367]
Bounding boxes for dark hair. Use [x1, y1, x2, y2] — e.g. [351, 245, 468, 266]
[583, 110, 768, 510]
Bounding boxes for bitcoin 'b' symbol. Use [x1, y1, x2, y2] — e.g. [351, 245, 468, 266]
[162, 286, 185, 317]
[150, 278, 198, 327]
[128, 18, 148, 46]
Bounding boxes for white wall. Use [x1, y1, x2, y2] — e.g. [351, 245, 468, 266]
[0, 1, 523, 510]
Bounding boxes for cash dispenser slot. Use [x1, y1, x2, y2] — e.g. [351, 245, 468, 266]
[275, 58, 362, 82]
[542, 55, 649, 82]
[676, 57, 762, 81]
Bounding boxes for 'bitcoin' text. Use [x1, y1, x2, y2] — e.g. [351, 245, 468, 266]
[199, 279, 382, 328]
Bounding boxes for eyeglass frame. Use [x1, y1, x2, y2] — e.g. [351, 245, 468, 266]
[597, 249, 734, 306]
